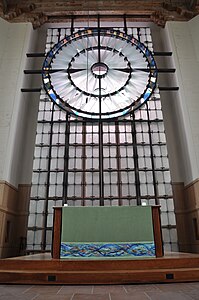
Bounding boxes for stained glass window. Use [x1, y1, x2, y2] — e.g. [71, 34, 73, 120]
[42, 29, 157, 119]
[27, 24, 178, 253]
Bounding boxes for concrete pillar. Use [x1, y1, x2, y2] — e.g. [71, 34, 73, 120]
[0, 18, 43, 257]
[161, 16, 199, 252]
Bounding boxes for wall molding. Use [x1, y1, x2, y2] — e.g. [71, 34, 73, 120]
[185, 178, 199, 189]
[0, 180, 18, 192]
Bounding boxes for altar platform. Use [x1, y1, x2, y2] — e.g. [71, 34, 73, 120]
[0, 251, 199, 285]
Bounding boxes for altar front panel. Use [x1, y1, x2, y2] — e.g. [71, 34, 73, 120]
[60, 206, 156, 259]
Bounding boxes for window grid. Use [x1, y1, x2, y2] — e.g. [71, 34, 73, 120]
[27, 25, 178, 253]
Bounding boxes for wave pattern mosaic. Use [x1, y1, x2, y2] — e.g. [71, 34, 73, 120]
[60, 242, 155, 258]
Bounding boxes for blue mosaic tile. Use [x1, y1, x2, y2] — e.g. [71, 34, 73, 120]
[60, 242, 155, 258]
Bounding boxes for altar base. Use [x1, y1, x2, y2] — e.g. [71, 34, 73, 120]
[0, 252, 199, 284]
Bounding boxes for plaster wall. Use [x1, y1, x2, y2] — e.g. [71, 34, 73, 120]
[0, 18, 44, 187]
[0, 18, 47, 257]
[164, 16, 199, 185]
[155, 16, 199, 252]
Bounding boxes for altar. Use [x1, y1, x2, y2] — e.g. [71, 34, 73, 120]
[52, 205, 163, 259]
[1, 206, 199, 284]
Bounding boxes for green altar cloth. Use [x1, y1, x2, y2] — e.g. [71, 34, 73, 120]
[60, 206, 155, 258]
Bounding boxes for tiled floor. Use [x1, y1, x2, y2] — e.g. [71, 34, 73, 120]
[0, 282, 199, 300]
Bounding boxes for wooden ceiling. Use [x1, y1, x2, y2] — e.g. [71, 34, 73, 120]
[0, 0, 198, 29]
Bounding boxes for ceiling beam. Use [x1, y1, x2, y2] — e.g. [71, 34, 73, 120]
[1, 0, 8, 14]
[0, 0, 198, 28]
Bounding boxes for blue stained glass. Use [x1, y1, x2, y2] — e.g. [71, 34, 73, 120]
[44, 61, 49, 68]
[92, 28, 98, 34]
[151, 59, 156, 67]
[143, 89, 151, 101]
[145, 49, 150, 57]
[150, 82, 156, 89]
[49, 92, 56, 101]
[45, 82, 51, 89]
[49, 50, 53, 58]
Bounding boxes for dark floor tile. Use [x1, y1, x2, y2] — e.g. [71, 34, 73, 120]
[110, 292, 149, 300]
[189, 282, 199, 289]
[0, 294, 38, 300]
[34, 294, 73, 300]
[155, 283, 196, 292]
[146, 291, 193, 300]
[0, 283, 198, 300]
[0, 286, 37, 299]
[183, 289, 199, 300]
[0, 285, 32, 289]
[125, 284, 160, 293]
[25, 285, 62, 295]
[93, 285, 125, 294]
[72, 294, 110, 300]
[58, 285, 93, 295]
[0, 285, 33, 294]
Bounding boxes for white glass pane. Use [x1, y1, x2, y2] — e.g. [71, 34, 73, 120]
[28, 214, 36, 227]
[170, 229, 178, 243]
[168, 212, 176, 226]
[159, 199, 167, 212]
[162, 228, 170, 242]
[74, 185, 81, 197]
[129, 184, 136, 196]
[37, 185, 46, 198]
[55, 185, 63, 197]
[110, 172, 117, 184]
[111, 185, 118, 196]
[161, 213, 169, 226]
[35, 214, 43, 227]
[167, 199, 174, 211]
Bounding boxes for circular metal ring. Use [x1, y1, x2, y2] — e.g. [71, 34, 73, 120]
[42, 29, 157, 120]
